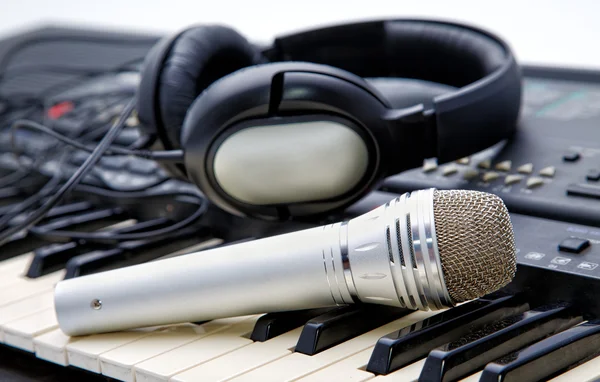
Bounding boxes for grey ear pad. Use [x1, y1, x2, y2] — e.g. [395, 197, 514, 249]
[365, 77, 457, 109]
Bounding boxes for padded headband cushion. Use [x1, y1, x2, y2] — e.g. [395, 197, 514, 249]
[384, 21, 506, 87]
[156, 25, 264, 148]
[265, 19, 508, 88]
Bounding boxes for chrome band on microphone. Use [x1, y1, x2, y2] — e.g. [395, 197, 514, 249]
[339, 220, 359, 303]
[345, 188, 453, 311]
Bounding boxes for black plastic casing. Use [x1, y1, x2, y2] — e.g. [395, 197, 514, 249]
[180, 62, 434, 220]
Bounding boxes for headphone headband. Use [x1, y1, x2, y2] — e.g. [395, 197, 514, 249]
[263, 19, 522, 162]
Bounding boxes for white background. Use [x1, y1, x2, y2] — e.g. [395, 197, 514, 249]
[0, 0, 598, 70]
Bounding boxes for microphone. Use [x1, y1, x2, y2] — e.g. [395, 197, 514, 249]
[53, 188, 517, 336]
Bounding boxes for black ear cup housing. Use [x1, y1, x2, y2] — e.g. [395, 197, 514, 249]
[181, 62, 394, 220]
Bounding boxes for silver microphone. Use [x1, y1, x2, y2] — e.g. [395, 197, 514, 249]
[54, 188, 517, 336]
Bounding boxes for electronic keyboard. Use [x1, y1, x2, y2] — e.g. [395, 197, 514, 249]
[2, 25, 600, 382]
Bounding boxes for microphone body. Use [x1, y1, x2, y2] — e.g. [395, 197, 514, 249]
[54, 189, 515, 336]
[57, 223, 345, 335]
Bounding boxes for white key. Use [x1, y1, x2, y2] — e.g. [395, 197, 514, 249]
[2, 308, 58, 351]
[34, 328, 82, 366]
[0, 253, 34, 279]
[67, 327, 165, 373]
[134, 316, 258, 382]
[0, 290, 54, 341]
[100, 316, 253, 382]
[460, 371, 483, 381]
[549, 353, 600, 382]
[297, 347, 375, 382]
[370, 359, 425, 382]
[171, 327, 302, 382]
[229, 310, 438, 382]
[0, 271, 64, 307]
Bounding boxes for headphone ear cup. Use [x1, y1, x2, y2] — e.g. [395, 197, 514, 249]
[137, 25, 265, 152]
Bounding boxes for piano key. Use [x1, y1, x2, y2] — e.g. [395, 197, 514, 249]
[26, 217, 152, 277]
[295, 305, 412, 355]
[64, 227, 211, 279]
[170, 327, 303, 382]
[0, 334, 113, 382]
[367, 293, 529, 374]
[371, 359, 427, 382]
[419, 304, 583, 382]
[0, 252, 35, 280]
[67, 328, 167, 373]
[251, 308, 339, 342]
[480, 319, 600, 382]
[0, 232, 50, 262]
[0, 270, 64, 307]
[99, 316, 255, 382]
[460, 372, 482, 382]
[296, 348, 375, 382]
[229, 310, 439, 382]
[133, 316, 259, 382]
[34, 328, 82, 366]
[2, 308, 58, 351]
[33, 207, 128, 236]
[27, 236, 223, 372]
[26, 242, 82, 278]
[0, 291, 54, 338]
[0, 208, 129, 262]
[550, 351, 600, 382]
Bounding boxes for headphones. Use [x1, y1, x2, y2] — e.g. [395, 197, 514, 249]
[136, 19, 522, 221]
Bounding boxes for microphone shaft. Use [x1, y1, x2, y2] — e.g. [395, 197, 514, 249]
[54, 223, 347, 336]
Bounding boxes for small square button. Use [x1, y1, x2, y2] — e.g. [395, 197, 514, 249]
[558, 237, 590, 254]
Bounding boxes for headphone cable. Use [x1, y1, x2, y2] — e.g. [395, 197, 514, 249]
[0, 98, 136, 246]
[11, 119, 184, 163]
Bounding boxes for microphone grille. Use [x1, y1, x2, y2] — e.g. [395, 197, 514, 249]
[433, 189, 517, 303]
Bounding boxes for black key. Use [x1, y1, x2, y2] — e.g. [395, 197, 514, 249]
[419, 304, 582, 382]
[32, 207, 127, 240]
[295, 305, 411, 355]
[2, 208, 127, 261]
[26, 217, 171, 277]
[64, 226, 211, 278]
[0, 231, 49, 262]
[367, 293, 529, 374]
[480, 319, 600, 382]
[251, 308, 338, 342]
[27, 242, 80, 277]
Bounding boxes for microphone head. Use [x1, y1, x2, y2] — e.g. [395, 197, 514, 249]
[433, 189, 517, 303]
